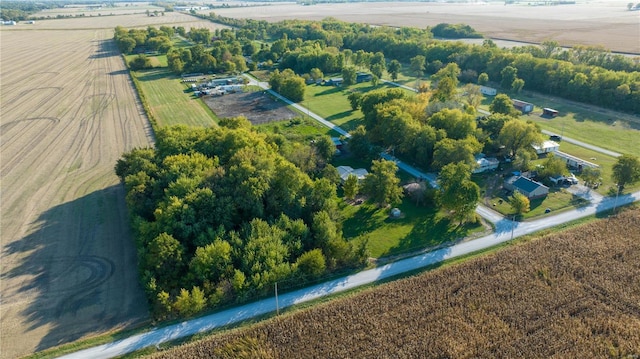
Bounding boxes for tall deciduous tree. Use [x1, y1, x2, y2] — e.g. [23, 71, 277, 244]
[498, 120, 543, 158]
[510, 191, 530, 216]
[612, 154, 640, 190]
[410, 55, 426, 77]
[362, 159, 403, 207]
[581, 166, 602, 188]
[387, 60, 402, 81]
[343, 174, 359, 200]
[489, 94, 517, 115]
[437, 162, 480, 225]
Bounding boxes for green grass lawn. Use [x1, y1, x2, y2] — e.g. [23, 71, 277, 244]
[341, 198, 483, 258]
[132, 68, 218, 127]
[303, 81, 415, 132]
[256, 117, 337, 139]
[487, 187, 588, 220]
[479, 91, 640, 158]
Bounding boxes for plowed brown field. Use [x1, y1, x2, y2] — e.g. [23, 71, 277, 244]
[0, 27, 153, 358]
[207, 1, 640, 54]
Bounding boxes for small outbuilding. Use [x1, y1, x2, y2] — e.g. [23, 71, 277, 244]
[532, 140, 559, 155]
[326, 78, 343, 86]
[356, 72, 373, 83]
[480, 86, 497, 96]
[337, 166, 368, 183]
[512, 99, 534, 114]
[554, 151, 599, 171]
[473, 154, 499, 173]
[542, 108, 559, 117]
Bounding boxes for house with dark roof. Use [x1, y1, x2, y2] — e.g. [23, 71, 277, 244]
[504, 176, 549, 199]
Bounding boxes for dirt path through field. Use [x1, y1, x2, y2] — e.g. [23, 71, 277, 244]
[0, 28, 152, 358]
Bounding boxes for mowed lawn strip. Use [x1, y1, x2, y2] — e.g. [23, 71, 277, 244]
[303, 81, 416, 132]
[480, 92, 640, 158]
[341, 198, 484, 259]
[132, 68, 217, 127]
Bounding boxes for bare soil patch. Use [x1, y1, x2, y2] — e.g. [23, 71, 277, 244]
[0, 25, 152, 358]
[202, 91, 299, 125]
[151, 208, 640, 358]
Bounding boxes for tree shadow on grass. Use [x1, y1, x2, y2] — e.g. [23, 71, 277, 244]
[1, 186, 149, 354]
[386, 212, 465, 257]
[342, 204, 383, 239]
[135, 68, 171, 82]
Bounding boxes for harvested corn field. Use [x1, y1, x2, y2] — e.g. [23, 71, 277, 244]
[0, 26, 152, 358]
[150, 208, 640, 358]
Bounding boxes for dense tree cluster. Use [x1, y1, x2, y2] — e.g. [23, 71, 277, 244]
[114, 26, 174, 54]
[116, 125, 366, 319]
[193, 16, 639, 113]
[430, 23, 483, 39]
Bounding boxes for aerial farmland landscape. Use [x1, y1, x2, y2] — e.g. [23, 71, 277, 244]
[0, 1, 639, 358]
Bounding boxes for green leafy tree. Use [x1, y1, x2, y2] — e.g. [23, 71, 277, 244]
[498, 120, 543, 158]
[538, 153, 569, 178]
[387, 60, 402, 81]
[410, 55, 426, 77]
[343, 174, 359, 200]
[309, 67, 324, 82]
[362, 159, 403, 207]
[581, 166, 602, 188]
[189, 239, 232, 284]
[342, 66, 357, 86]
[478, 72, 489, 85]
[144, 232, 186, 288]
[347, 91, 362, 111]
[173, 286, 207, 317]
[314, 135, 337, 164]
[489, 94, 517, 115]
[437, 162, 480, 225]
[370, 63, 384, 79]
[433, 76, 457, 102]
[129, 54, 152, 70]
[462, 83, 483, 110]
[500, 66, 518, 89]
[513, 148, 535, 171]
[510, 191, 530, 216]
[427, 108, 476, 140]
[348, 125, 374, 160]
[370, 52, 386, 73]
[295, 249, 326, 280]
[612, 154, 640, 190]
[512, 78, 525, 93]
[432, 136, 482, 169]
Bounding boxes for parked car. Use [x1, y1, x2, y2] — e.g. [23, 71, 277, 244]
[549, 135, 562, 141]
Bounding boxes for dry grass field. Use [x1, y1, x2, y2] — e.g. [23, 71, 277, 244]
[149, 208, 640, 358]
[0, 25, 158, 359]
[207, 1, 640, 54]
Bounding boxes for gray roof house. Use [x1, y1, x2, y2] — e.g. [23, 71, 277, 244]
[504, 176, 549, 199]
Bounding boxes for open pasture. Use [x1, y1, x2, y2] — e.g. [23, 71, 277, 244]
[132, 68, 218, 127]
[0, 24, 152, 358]
[149, 207, 640, 358]
[207, 1, 640, 54]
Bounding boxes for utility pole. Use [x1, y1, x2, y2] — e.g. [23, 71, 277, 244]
[612, 184, 620, 216]
[275, 282, 279, 316]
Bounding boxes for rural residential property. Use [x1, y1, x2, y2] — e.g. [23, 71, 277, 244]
[1, 1, 639, 358]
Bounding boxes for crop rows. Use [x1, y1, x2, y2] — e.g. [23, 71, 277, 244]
[151, 208, 640, 358]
